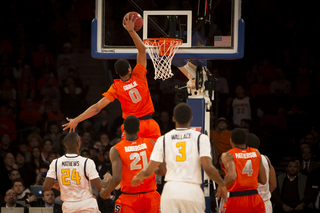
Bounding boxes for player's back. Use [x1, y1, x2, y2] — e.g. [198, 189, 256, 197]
[114, 137, 156, 193]
[163, 129, 205, 184]
[226, 147, 260, 192]
[103, 63, 154, 119]
[54, 155, 94, 201]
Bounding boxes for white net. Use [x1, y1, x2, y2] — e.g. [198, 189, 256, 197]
[144, 38, 182, 81]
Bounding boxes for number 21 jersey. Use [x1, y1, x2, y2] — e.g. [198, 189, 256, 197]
[114, 137, 157, 193]
[223, 147, 260, 192]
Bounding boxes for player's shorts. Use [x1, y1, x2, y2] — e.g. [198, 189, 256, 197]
[264, 200, 272, 213]
[161, 181, 205, 213]
[121, 115, 161, 142]
[220, 190, 265, 213]
[114, 190, 160, 213]
[62, 197, 100, 213]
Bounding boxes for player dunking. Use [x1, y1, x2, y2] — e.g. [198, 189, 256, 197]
[43, 132, 103, 213]
[100, 115, 161, 213]
[132, 103, 227, 213]
[246, 133, 277, 213]
[220, 128, 267, 213]
[62, 14, 160, 142]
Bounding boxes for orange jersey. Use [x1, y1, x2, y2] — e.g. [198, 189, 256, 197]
[114, 137, 157, 193]
[223, 147, 261, 192]
[102, 63, 154, 119]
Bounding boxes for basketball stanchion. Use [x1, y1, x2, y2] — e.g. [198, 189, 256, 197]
[143, 38, 182, 80]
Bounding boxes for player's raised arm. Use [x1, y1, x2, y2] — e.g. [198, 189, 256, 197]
[123, 15, 146, 68]
[62, 97, 111, 132]
[100, 147, 122, 199]
[221, 152, 237, 188]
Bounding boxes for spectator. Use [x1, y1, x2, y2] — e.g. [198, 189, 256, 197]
[28, 146, 48, 174]
[12, 178, 39, 207]
[212, 67, 229, 94]
[57, 42, 77, 68]
[210, 117, 232, 164]
[79, 131, 93, 152]
[259, 57, 277, 84]
[93, 140, 104, 162]
[0, 189, 27, 212]
[300, 146, 320, 176]
[43, 122, 62, 153]
[260, 101, 288, 130]
[44, 99, 64, 121]
[99, 133, 111, 149]
[0, 105, 17, 142]
[94, 109, 112, 136]
[32, 43, 55, 68]
[41, 189, 62, 213]
[42, 139, 54, 162]
[98, 145, 112, 179]
[270, 68, 292, 97]
[37, 55, 57, 81]
[26, 133, 43, 152]
[229, 84, 255, 127]
[16, 65, 36, 92]
[250, 74, 270, 98]
[15, 150, 36, 188]
[272, 161, 313, 213]
[18, 98, 42, 128]
[0, 133, 15, 159]
[8, 169, 21, 182]
[57, 56, 77, 85]
[80, 148, 90, 158]
[0, 78, 17, 104]
[46, 150, 58, 164]
[0, 153, 18, 196]
[17, 140, 31, 163]
[34, 164, 49, 186]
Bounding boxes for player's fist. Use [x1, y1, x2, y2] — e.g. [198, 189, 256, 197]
[101, 172, 112, 188]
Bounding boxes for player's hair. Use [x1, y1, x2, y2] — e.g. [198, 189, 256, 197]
[246, 133, 260, 149]
[123, 115, 140, 134]
[12, 178, 25, 187]
[173, 103, 192, 125]
[63, 132, 80, 149]
[114, 59, 130, 77]
[231, 128, 247, 145]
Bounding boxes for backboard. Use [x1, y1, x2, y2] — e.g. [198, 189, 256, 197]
[92, 0, 244, 60]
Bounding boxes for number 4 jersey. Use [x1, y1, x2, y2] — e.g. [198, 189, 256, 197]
[223, 147, 261, 192]
[103, 63, 154, 119]
[114, 137, 157, 193]
[47, 154, 100, 201]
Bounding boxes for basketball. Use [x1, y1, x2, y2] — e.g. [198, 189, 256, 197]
[123, 11, 143, 32]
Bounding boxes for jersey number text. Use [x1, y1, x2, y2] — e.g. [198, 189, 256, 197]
[61, 169, 81, 185]
[176, 142, 186, 162]
[129, 88, 141, 103]
[242, 160, 253, 176]
[130, 151, 148, 170]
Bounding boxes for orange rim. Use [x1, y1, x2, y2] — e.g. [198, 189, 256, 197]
[144, 38, 182, 56]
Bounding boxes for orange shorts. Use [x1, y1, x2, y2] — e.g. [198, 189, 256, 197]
[221, 193, 265, 213]
[121, 118, 161, 142]
[114, 190, 161, 213]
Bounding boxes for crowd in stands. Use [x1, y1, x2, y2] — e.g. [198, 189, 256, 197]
[1, 0, 320, 212]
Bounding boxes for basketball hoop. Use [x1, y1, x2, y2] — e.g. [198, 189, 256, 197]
[144, 38, 183, 80]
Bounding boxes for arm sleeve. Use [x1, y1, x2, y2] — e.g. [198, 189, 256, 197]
[102, 84, 117, 102]
[150, 136, 164, 163]
[199, 134, 212, 158]
[46, 159, 57, 179]
[86, 159, 100, 180]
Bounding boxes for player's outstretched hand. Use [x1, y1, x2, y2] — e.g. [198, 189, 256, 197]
[123, 14, 136, 32]
[216, 185, 228, 201]
[101, 172, 112, 188]
[62, 117, 78, 132]
[131, 174, 144, 187]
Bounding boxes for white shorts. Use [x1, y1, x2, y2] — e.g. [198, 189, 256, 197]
[264, 200, 272, 213]
[161, 181, 205, 213]
[62, 197, 100, 213]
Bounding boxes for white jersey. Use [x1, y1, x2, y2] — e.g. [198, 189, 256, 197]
[150, 128, 212, 184]
[47, 154, 100, 202]
[258, 155, 271, 201]
[232, 96, 251, 126]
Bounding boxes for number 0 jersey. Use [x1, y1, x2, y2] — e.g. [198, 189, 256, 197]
[150, 128, 212, 184]
[114, 137, 157, 193]
[223, 147, 261, 192]
[102, 63, 154, 119]
[46, 154, 100, 202]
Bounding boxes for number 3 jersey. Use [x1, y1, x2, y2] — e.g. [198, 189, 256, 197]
[47, 154, 100, 202]
[222, 147, 261, 192]
[150, 128, 212, 184]
[102, 63, 154, 119]
[114, 137, 157, 193]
